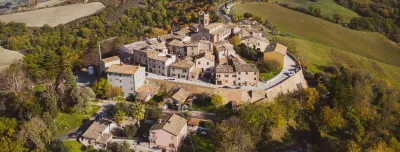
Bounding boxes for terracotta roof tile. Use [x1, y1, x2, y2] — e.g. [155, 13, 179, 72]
[106, 64, 142, 75]
[169, 58, 194, 69]
[101, 56, 120, 63]
[150, 114, 187, 136]
[216, 65, 234, 73]
[234, 63, 259, 72]
[172, 88, 191, 103]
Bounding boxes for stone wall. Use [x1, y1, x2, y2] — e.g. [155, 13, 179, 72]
[145, 53, 307, 103]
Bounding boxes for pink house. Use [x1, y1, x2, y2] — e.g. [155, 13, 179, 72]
[149, 114, 188, 152]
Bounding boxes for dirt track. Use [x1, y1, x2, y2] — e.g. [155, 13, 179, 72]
[0, 2, 105, 27]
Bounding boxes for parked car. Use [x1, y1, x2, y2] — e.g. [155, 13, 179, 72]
[223, 86, 230, 88]
[288, 71, 295, 76]
[168, 77, 176, 80]
[68, 133, 77, 138]
[145, 72, 148, 76]
[235, 86, 241, 89]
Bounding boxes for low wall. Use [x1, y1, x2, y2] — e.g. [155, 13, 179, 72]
[145, 78, 254, 104]
[265, 53, 308, 101]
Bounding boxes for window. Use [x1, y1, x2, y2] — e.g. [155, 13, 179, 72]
[198, 62, 201, 64]
[254, 78, 257, 80]
[238, 72, 241, 75]
[120, 80, 122, 83]
[131, 87, 133, 90]
[207, 62, 209, 65]
[225, 75, 229, 77]
[246, 72, 248, 75]
[183, 70, 187, 72]
[238, 77, 241, 80]
[233, 75, 236, 77]
[217, 75, 220, 77]
[172, 68, 175, 71]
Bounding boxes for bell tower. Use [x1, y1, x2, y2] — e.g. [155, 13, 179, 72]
[198, 11, 209, 27]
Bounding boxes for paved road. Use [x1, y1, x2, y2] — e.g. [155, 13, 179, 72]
[217, 1, 232, 23]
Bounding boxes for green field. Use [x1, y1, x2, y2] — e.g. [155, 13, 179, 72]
[276, 36, 400, 87]
[55, 105, 100, 135]
[63, 140, 82, 152]
[273, 0, 359, 23]
[231, 2, 400, 67]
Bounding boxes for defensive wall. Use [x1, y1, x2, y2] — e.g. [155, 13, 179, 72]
[145, 52, 308, 104]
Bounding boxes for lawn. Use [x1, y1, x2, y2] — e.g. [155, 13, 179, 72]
[276, 35, 400, 87]
[55, 105, 100, 135]
[260, 72, 278, 81]
[0, 2, 105, 27]
[273, 0, 359, 23]
[63, 140, 82, 152]
[231, 2, 400, 67]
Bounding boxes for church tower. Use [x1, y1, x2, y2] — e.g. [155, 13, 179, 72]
[198, 11, 209, 27]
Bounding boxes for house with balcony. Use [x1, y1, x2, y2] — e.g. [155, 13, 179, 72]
[149, 114, 188, 152]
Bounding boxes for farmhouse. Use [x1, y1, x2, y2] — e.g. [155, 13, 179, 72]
[135, 84, 158, 102]
[149, 114, 188, 152]
[168, 58, 200, 80]
[147, 50, 177, 76]
[195, 52, 215, 76]
[240, 35, 270, 52]
[263, 43, 287, 67]
[185, 40, 213, 56]
[80, 120, 117, 148]
[215, 63, 259, 87]
[99, 56, 120, 74]
[106, 64, 145, 97]
[167, 39, 186, 57]
[165, 88, 191, 105]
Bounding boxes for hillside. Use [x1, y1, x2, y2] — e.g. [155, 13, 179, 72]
[0, 2, 105, 27]
[274, 0, 359, 23]
[231, 2, 400, 67]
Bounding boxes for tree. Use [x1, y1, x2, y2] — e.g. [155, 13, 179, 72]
[211, 94, 223, 106]
[92, 78, 111, 99]
[19, 117, 52, 151]
[115, 110, 126, 125]
[0, 117, 25, 152]
[319, 106, 345, 132]
[69, 86, 95, 113]
[130, 103, 145, 126]
[333, 13, 344, 23]
[107, 142, 132, 152]
[144, 106, 162, 120]
[107, 86, 123, 98]
[216, 117, 254, 152]
[231, 35, 240, 47]
[0, 61, 30, 96]
[124, 124, 138, 138]
[47, 139, 70, 152]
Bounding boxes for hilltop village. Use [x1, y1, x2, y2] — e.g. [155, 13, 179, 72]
[68, 11, 308, 151]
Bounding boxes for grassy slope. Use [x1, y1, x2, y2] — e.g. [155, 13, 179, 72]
[274, 0, 359, 23]
[276, 36, 400, 87]
[231, 2, 400, 67]
[63, 140, 82, 152]
[55, 105, 100, 135]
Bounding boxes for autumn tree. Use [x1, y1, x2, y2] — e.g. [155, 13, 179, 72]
[115, 110, 126, 125]
[216, 117, 254, 152]
[333, 13, 344, 23]
[0, 117, 25, 152]
[231, 35, 240, 47]
[19, 117, 52, 151]
[92, 78, 111, 99]
[211, 94, 223, 106]
[0, 61, 30, 96]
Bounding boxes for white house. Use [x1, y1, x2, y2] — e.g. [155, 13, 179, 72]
[106, 64, 145, 97]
